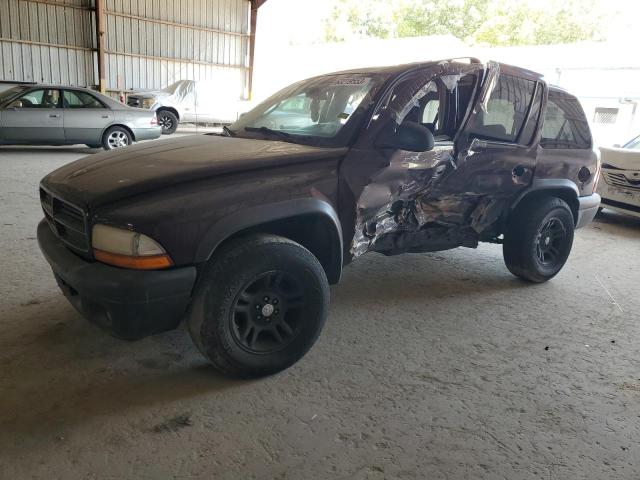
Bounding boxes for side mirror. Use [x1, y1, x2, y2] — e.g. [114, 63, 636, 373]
[376, 121, 435, 152]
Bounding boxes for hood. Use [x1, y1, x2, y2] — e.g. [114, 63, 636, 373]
[600, 146, 640, 171]
[42, 135, 346, 209]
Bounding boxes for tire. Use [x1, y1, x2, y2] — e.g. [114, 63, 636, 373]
[187, 234, 330, 378]
[157, 110, 178, 134]
[503, 197, 575, 283]
[102, 126, 132, 150]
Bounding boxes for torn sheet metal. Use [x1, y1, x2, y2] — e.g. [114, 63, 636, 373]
[350, 60, 506, 259]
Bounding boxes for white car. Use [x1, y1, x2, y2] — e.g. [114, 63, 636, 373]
[598, 136, 640, 218]
[126, 80, 249, 134]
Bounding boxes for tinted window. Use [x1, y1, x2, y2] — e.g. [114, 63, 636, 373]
[541, 91, 591, 149]
[469, 74, 536, 143]
[63, 90, 105, 108]
[8, 89, 60, 109]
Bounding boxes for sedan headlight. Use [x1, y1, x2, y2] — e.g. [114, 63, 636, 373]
[92, 224, 173, 270]
[141, 98, 155, 109]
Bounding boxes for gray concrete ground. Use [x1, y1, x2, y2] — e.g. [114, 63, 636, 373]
[1, 140, 639, 480]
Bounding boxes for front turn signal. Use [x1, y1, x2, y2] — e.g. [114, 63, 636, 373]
[93, 249, 173, 270]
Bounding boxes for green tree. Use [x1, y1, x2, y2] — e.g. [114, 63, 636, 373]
[325, 0, 604, 46]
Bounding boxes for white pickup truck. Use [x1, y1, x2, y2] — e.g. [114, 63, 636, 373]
[598, 136, 640, 218]
[126, 80, 249, 134]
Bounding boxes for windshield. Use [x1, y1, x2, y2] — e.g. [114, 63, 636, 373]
[0, 85, 30, 106]
[624, 135, 640, 149]
[230, 73, 385, 147]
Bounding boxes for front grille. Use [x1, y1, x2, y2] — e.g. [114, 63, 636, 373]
[127, 96, 141, 107]
[40, 187, 90, 254]
[603, 171, 640, 193]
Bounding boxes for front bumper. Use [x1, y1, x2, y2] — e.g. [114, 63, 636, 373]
[133, 126, 162, 141]
[576, 193, 601, 229]
[597, 179, 640, 218]
[37, 220, 196, 340]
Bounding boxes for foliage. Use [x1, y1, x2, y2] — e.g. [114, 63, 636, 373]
[324, 0, 604, 46]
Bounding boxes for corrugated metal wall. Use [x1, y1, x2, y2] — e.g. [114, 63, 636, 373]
[0, 0, 250, 99]
[0, 0, 96, 85]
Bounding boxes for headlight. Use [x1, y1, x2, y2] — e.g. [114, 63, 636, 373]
[92, 224, 173, 270]
[142, 98, 155, 109]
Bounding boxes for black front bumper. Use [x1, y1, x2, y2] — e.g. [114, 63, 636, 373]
[37, 220, 197, 340]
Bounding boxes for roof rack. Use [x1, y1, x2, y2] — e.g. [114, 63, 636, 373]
[442, 57, 483, 64]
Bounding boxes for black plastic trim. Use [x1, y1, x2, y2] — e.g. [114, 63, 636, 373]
[38, 220, 196, 339]
[194, 198, 343, 282]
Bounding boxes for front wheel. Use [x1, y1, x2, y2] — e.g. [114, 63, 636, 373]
[187, 234, 329, 378]
[503, 197, 575, 283]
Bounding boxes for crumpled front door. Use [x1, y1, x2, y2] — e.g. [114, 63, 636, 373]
[341, 60, 532, 260]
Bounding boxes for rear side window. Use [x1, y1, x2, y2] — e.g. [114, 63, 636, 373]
[63, 90, 105, 109]
[468, 74, 537, 143]
[540, 91, 591, 149]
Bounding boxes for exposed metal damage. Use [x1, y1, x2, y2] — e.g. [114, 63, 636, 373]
[350, 61, 505, 258]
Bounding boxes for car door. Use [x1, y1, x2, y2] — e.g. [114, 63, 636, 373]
[62, 89, 114, 144]
[0, 88, 64, 143]
[452, 67, 543, 203]
[340, 62, 485, 258]
[340, 61, 541, 259]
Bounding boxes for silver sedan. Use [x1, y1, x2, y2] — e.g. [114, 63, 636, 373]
[0, 85, 161, 150]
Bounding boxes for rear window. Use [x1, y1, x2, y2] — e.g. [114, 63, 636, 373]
[540, 91, 591, 149]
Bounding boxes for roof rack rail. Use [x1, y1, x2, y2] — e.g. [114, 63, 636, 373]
[443, 57, 483, 64]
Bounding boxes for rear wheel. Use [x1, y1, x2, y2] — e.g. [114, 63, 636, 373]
[157, 110, 178, 134]
[102, 126, 132, 150]
[503, 197, 575, 283]
[188, 234, 329, 378]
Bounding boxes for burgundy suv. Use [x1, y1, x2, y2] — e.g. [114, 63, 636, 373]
[38, 59, 600, 377]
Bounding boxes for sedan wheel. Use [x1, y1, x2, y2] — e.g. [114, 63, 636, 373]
[102, 126, 132, 150]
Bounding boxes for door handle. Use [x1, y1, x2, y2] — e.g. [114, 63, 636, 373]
[49, 114, 61, 118]
[101, 115, 110, 118]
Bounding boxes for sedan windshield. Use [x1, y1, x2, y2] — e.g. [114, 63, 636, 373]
[0, 85, 29, 106]
[230, 73, 384, 146]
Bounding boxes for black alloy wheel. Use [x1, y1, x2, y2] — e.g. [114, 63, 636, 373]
[534, 217, 567, 267]
[230, 271, 305, 354]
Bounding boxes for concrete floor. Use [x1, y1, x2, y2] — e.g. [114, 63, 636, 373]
[1, 141, 640, 480]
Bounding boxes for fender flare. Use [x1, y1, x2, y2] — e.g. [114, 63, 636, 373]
[194, 198, 344, 281]
[509, 178, 580, 220]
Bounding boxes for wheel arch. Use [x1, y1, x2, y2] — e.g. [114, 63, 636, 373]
[156, 106, 180, 121]
[102, 123, 136, 141]
[195, 198, 344, 284]
[508, 179, 580, 225]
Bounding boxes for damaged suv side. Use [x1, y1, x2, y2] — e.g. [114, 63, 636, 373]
[38, 59, 600, 378]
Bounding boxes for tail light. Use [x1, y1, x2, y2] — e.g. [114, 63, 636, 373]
[151, 115, 158, 126]
[119, 92, 125, 104]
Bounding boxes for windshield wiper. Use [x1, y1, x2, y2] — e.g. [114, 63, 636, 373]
[222, 125, 236, 137]
[244, 126, 295, 143]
